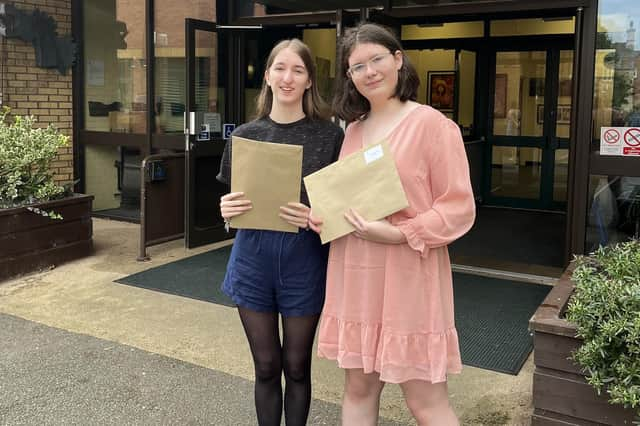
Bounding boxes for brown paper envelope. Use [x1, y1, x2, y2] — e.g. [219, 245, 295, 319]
[230, 136, 303, 233]
[304, 141, 409, 244]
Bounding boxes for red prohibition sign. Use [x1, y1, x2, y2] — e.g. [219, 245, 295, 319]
[624, 128, 640, 147]
[604, 128, 620, 144]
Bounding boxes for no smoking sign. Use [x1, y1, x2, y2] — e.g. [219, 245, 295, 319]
[600, 127, 640, 156]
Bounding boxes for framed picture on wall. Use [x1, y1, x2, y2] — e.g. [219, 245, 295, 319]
[558, 104, 572, 124]
[494, 74, 507, 118]
[537, 104, 545, 124]
[537, 104, 572, 124]
[427, 71, 455, 112]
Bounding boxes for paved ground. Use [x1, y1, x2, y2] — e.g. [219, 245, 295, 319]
[0, 218, 535, 425]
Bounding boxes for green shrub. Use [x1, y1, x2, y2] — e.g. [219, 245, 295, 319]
[566, 239, 640, 414]
[0, 108, 72, 219]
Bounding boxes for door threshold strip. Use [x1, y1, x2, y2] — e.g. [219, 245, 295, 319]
[451, 264, 558, 286]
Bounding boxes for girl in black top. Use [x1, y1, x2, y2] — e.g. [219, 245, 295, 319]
[216, 39, 343, 426]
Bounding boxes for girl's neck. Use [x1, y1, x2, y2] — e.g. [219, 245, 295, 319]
[367, 96, 404, 121]
[269, 103, 306, 124]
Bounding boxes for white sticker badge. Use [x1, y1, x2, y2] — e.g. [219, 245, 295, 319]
[364, 144, 384, 164]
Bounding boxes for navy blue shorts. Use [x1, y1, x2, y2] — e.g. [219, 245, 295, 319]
[221, 229, 329, 317]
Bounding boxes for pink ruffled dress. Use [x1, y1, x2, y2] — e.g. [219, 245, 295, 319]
[317, 105, 476, 384]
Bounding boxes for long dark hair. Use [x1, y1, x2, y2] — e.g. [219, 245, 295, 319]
[333, 23, 420, 122]
[255, 38, 330, 120]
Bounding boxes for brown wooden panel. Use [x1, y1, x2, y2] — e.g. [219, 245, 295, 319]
[533, 332, 583, 375]
[530, 265, 578, 337]
[0, 240, 93, 281]
[532, 408, 604, 425]
[145, 156, 184, 243]
[533, 368, 636, 425]
[0, 218, 92, 258]
[0, 196, 93, 236]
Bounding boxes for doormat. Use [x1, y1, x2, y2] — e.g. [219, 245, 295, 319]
[115, 246, 234, 307]
[453, 273, 550, 375]
[115, 247, 550, 375]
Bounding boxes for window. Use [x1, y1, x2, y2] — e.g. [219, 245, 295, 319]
[586, 175, 640, 252]
[83, 0, 146, 133]
[592, 1, 640, 152]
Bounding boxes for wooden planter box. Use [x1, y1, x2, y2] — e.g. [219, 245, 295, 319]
[0, 194, 94, 282]
[529, 266, 637, 425]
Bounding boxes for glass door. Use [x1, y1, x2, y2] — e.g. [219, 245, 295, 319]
[184, 18, 228, 248]
[485, 48, 571, 210]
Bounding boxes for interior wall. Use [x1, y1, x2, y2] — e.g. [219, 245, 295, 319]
[85, 145, 120, 211]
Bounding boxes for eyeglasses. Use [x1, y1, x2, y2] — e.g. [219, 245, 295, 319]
[346, 52, 394, 78]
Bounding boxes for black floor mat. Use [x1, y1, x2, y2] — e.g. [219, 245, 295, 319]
[115, 246, 550, 375]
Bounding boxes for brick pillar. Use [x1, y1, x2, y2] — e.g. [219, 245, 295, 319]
[1, 0, 73, 186]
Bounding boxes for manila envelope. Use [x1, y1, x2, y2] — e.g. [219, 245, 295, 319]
[230, 136, 303, 233]
[304, 141, 409, 244]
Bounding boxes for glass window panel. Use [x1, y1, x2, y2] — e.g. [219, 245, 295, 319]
[83, 0, 146, 133]
[458, 50, 476, 136]
[494, 51, 546, 137]
[586, 175, 640, 252]
[154, 1, 216, 134]
[304, 28, 337, 111]
[401, 22, 484, 40]
[592, 2, 640, 152]
[554, 149, 569, 202]
[491, 146, 542, 199]
[491, 18, 575, 37]
[193, 30, 223, 138]
[556, 50, 573, 138]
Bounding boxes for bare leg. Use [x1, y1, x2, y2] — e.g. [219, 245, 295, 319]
[399, 379, 459, 426]
[341, 369, 385, 426]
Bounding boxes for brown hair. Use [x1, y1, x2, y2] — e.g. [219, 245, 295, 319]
[255, 38, 330, 120]
[332, 23, 420, 122]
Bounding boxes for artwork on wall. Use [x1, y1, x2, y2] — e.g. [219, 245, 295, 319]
[494, 74, 507, 118]
[427, 71, 455, 112]
[537, 104, 572, 124]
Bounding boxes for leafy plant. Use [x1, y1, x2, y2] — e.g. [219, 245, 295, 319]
[0, 107, 72, 219]
[566, 240, 640, 414]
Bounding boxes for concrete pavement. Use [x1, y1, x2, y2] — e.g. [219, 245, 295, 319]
[0, 218, 534, 425]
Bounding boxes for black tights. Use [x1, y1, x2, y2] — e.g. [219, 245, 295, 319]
[238, 306, 320, 426]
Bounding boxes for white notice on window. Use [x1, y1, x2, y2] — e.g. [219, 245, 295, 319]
[87, 59, 104, 87]
[600, 127, 640, 156]
[203, 112, 221, 133]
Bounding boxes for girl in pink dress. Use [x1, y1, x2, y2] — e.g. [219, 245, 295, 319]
[309, 23, 476, 425]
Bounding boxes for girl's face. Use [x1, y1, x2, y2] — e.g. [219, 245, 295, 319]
[346, 42, 402, 104]
[265, 47, 312, 108]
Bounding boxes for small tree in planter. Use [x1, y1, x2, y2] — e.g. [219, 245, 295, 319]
[0, 108, 72, 218]
[566, 239, 640, 416]
[0, 108, 93, 281]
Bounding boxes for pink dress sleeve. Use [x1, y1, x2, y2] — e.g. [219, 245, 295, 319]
[395, 118, 476, 255]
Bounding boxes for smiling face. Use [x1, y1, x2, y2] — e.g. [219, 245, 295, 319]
[265, 47, 312, 109]
[347, 42, 402, 104]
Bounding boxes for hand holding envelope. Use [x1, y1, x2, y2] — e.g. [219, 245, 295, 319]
[230, 136, 303, 233]
[304, 141, 409, 244]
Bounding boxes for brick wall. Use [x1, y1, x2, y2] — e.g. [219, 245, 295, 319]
[1, 0, 73, 185]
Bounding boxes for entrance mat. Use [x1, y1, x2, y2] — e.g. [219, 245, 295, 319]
[115, 246, 234, 307]
[115, 247, 550, 375]
[453, 273, 551, 375]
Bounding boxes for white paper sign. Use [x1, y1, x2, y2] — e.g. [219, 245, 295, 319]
[600, 127, 640, 156]
[87, 59, 105, 87]
[203, 112, 221, 133]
